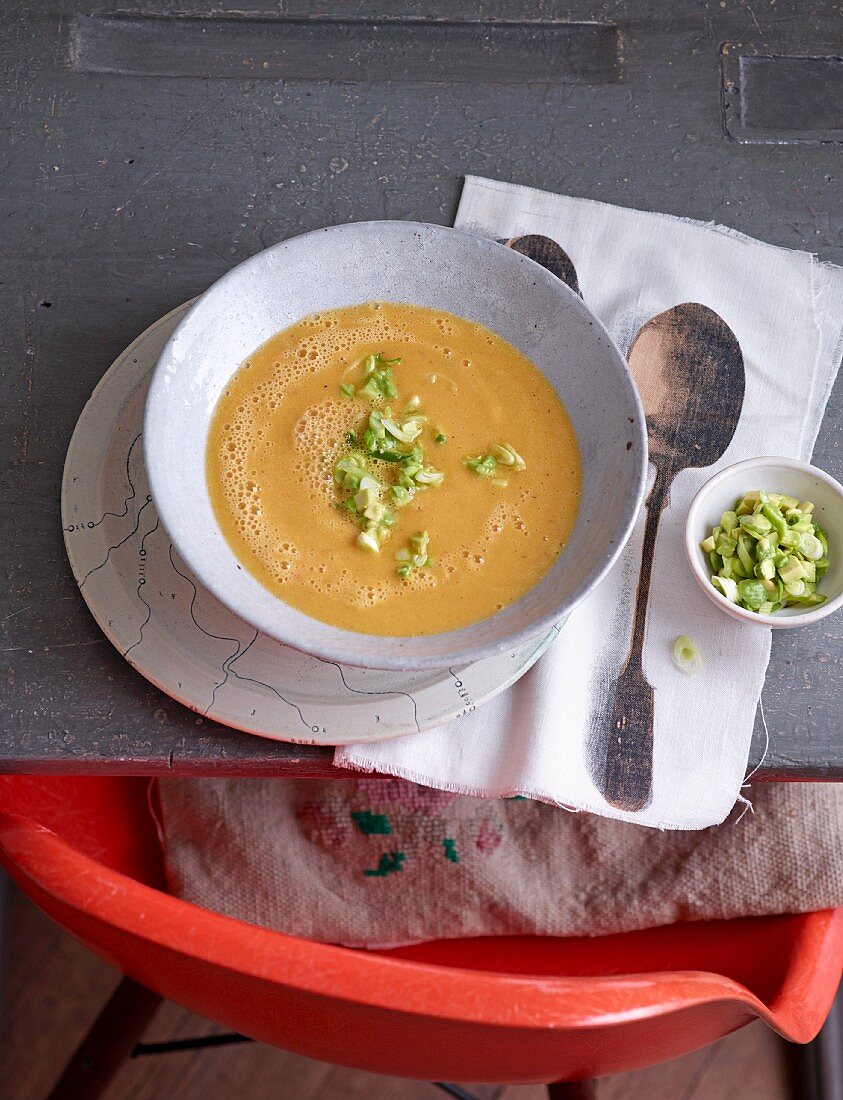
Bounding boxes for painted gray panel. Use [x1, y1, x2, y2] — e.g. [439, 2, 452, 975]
[71, 12, 622, 84]
[722, 43, 843, 144]
[742, 55, 843, 132]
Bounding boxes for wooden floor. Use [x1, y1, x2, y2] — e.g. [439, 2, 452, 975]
[2, 884, 795, 1100]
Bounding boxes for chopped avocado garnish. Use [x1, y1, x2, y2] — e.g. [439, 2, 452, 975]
[778, 556, 804, 585]
[737, 579, 766, 609]
[354, 485, 379, 512]
[357, 530, 381, 554]
[703, 490, 830, 613]
[738, 513, 772, 539]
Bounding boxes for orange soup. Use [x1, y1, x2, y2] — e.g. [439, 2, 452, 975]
[206, 302, 581, 635]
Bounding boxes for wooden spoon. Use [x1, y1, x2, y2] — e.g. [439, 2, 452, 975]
[594, 303, 745, 811]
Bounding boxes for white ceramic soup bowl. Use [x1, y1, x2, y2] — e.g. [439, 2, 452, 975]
[685, 456, 843, 628]
[144, 221, 647, 671]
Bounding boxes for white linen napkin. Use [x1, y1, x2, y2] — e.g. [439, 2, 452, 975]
[336, 177, 843, 830]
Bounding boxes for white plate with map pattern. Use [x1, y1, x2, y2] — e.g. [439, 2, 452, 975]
[62, 303, 560, 746]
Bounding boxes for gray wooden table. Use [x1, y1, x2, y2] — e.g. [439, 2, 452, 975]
[2, 0, 841, 778]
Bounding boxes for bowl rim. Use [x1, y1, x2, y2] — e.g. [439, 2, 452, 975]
[144, 219, 648, 669]
[684, 455, 843, 629]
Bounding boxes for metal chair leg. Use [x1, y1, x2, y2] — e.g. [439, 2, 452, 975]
[47, 977, 162, 1100]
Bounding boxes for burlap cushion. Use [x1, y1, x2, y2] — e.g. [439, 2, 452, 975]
[159, 777, 843, 949]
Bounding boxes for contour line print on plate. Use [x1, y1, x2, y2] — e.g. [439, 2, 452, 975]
[61, 304, 559, 747]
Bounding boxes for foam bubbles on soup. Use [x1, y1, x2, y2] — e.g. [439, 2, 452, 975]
[206, 302, 581, 635]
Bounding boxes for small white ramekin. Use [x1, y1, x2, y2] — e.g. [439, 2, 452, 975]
[685, 456, 843, 629]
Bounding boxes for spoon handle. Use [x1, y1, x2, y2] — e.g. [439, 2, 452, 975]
[600, 475, 670, 811]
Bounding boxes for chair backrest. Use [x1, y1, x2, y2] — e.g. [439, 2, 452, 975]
[1, 775, 840, 1085]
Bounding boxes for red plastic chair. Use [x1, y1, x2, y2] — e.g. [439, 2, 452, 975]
[1, 774, 841, 1092]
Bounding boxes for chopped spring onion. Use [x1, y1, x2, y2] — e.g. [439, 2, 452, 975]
[369, 446, 406, 463]
[334, 456, 368, 491]
[464, 454, 497, 478]
[702, 490, 830, 613]
[395, 531, 430, 577]
[672, 635, 702, 675]
[414, 468, 444, 486]
[365, 408, 426, 451]
[357, 353, 400, 402]
[409, 530, 430, 565]
[800, 533, 824, 560]
[381, 414, 423, 444]
[332, 352, 445, 555]
[396, 446, 444, 490]
[712, 575, 739, 603]
[490, 443, 527, 472]
[465, 444, 527, 480]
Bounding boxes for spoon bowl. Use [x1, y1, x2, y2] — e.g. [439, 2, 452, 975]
[632, 303, 745, 474]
